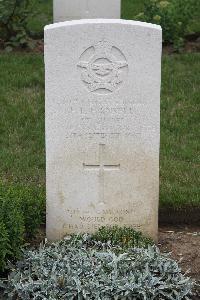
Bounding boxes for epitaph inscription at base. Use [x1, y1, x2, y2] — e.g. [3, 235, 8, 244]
[45, 20, 162, 241]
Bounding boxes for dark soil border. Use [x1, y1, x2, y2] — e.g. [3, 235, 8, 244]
[159, 206, 200, 225]
[0, 32, 200, 54]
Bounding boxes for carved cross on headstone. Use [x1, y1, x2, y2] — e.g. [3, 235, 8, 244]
[83, 143, 120, 205]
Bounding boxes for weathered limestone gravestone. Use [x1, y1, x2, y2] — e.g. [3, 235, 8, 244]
[53, 0, 121, 22]
[45, 19, 162, 241]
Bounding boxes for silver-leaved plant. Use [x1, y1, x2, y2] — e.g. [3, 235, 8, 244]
[1, 234, 194, 299]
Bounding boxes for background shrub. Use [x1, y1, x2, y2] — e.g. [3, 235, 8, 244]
[0, 182, 45, 273]
[0, 0, 36, 50]
[0, 222, 11, 271]
[0, 197, 25, 261]
[135, 0, 200, 49]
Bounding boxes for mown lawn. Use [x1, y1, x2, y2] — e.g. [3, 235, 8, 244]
[0, 52, 199, 209]
[0, 54, 45, 202]
[160, 54, 200, 207]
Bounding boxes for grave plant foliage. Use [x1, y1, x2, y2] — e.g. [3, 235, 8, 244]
[91, 225, 153, 249]
[1, 234, 194, 299]
[0, 0, 35, 50]
[0, 182, 44, 273]
[135, 0, 200, 50]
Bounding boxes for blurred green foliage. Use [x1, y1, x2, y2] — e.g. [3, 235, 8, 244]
[0, 182, 45, 272]
[0, 0, 36, 50]
[135, 0, 200, 49]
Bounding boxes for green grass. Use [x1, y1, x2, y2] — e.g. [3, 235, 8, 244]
[0, 54, 45, 186]
[0, 52, 199, 209]
[160, 54, 200, 207]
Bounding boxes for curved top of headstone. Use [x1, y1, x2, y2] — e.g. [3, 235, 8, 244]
[45, 19, 162, 32]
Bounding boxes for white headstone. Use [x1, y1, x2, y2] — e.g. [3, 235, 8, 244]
[45, 19, 162, 241]
[53, 0, 121, 22]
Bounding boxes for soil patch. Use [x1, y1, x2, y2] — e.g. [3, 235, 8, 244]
[162, 33, 200, 54]
[1, 34, 200, 54]
[159, 207, 200, 225]
[159, 226, 200, 299]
